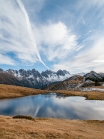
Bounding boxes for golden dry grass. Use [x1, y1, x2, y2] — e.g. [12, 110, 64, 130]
[0, 85, 104, 138]
[0, 84, 104, 100]
[56, 90, 104, 100]
[0, 115, 104, 139]
[0, 84, 49, 99]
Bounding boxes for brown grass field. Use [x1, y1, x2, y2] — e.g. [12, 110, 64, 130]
[56, 90, 104, 100]
[0, 84, 104, 138]
[0, 84, 49, 99]
[0, 115, 104, 139]
[0, 84, 104, 100]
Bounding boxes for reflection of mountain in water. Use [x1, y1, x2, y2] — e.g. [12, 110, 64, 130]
[0, 94, 104, 120]
[43, 93, 66, 99]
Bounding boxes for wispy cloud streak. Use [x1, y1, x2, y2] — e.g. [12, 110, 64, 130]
[0, 0, 104, 73]
[16, 0, 49, 69]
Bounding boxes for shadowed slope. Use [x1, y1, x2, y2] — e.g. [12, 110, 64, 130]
[0, 73, 20, 86]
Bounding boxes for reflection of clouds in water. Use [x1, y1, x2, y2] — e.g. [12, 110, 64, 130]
[14, 95, 45, 116]
[0, 94, 104, 119]
[94, 108, 104, 111]
[42, 107, 68, 118]
[52, 96, 104, 120]
[0, 101, 11, 109]
[0, 95, 42, 116]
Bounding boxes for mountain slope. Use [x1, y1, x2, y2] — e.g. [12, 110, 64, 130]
[0, 69, 71, 89]
[0, 72, 20, 86]
[0, 69, 104, 90]
[85, 71, 104, 82]
[45, 71, 104, 91]
[45, 75, 84, 90]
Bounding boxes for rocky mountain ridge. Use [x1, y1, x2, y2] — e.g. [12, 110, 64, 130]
[0, 69, 104, 90]
[0, 68, 71, 89]
[84, 71, 104, 82]
[45, 71, 104, 91]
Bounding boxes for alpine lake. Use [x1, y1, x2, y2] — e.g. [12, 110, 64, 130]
[0, 93, 104, 120]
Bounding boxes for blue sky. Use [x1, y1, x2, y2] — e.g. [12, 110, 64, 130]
[0, 0, 104, 73]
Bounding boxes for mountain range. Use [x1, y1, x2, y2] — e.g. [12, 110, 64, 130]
[0, 68, 104, 90]
[45, 71, 104, 91]
[0, 68, 71, 89]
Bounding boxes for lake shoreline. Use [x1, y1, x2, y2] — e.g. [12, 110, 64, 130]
[0, 115, 104, 139]
[0, 84, 104, 138]
[0, 84, 104, 100]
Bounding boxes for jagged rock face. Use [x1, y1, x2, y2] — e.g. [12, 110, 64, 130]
[1, 69, 104, 90]
[41, 70, 70, 81]
[84, 71, 104, 82]
[45, 72, 104, 90]
[41, 70, 54, 78]
[45, 75, 84, 90]
[56, 70, 69, 76]
[1, 69, 71, 89]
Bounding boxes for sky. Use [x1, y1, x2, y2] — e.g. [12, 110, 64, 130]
[0, 0, 104, 73]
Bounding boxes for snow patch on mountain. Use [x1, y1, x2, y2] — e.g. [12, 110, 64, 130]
[81, 87, 104, 92]
[2, 69, 71, 89]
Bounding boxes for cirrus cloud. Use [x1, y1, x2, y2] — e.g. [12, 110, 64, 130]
[0, 0, 104, 73]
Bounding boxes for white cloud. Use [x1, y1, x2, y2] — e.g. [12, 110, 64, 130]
[36, 22, 78, 61]
[0, 0, 104, 73]
[0, 54, 15, 65]
[0, 0, 44, 65]
[1, 0, 78, 67]
[53, 35, 104, 73]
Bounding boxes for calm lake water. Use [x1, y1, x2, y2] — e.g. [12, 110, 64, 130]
[0, 93, 104, 120]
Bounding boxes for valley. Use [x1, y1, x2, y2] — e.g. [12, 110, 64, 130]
[0, 70, 104, 139]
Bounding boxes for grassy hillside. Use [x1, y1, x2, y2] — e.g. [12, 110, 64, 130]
[0, 85, 104, 138]
[56, 90, 104, 100]
[0, 84, 104, 100]
[0, 115, 104, 139]
[0, 84, 49, 99]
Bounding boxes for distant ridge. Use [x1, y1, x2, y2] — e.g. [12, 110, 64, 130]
[0, 68, 71, 89]
[0, 69, 104, 90]
[45, 71, 104, 91]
